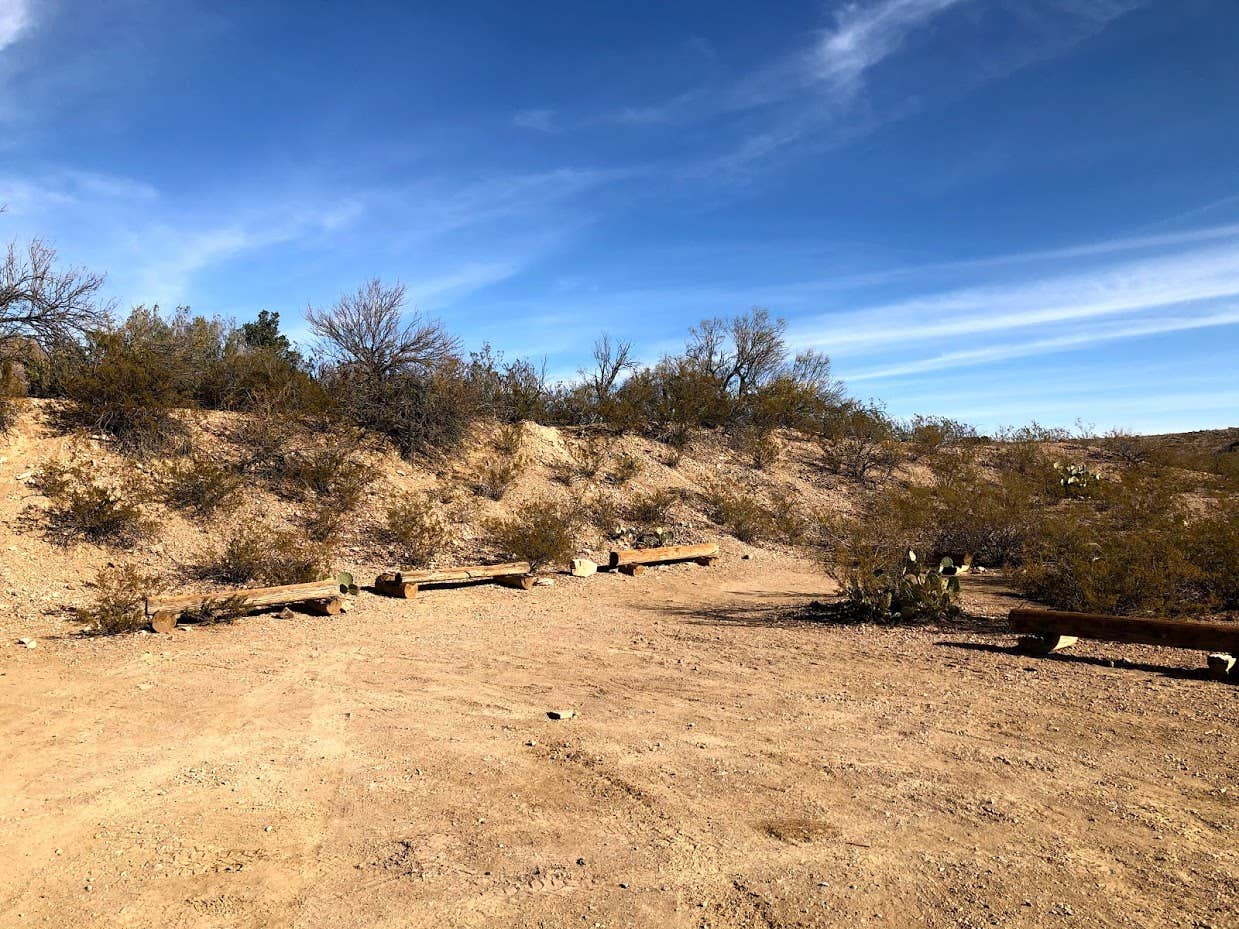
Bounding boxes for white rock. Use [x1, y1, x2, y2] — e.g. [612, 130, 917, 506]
[570, 558, 598, 578]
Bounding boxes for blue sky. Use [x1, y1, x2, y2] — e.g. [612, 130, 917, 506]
[1, 0, 1237, 433]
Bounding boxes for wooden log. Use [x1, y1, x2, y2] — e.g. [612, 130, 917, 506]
[609, 543, 719, 569]
[374, 573, 418, 598]
[1207, 653, 1235, 680]
[1010, 608, 1239, 653]
[396, 561, 533, 585]
[150, 611, 178, 634]
[301, 597, 343, 616]
[496, 574, 537, 590]
[146, 579, 341, 619]
[618, 564, 645, 576]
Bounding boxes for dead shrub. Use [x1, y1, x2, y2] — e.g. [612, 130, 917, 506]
[155, 454, 244, 517]
[494, 423, 525, 456]
[820, 436, 900, 482]
[609, 452, 642, 486]
[385, 491, 450, 566]
[75, 564, 163, 635]
[554, 434, 612, 485]
[203, 523, 329, 585]
[470, 451, 526, 500]
[488, 496, 580, 570]
[35, 459, 154, 547]
[279, 446, 372, 537]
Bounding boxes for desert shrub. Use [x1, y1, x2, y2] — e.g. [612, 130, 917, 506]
[583, 491, 622, 533]
[35, 459, 154, 547]
[731, 425, 781, 470]
[566, 434, 612, 481]
[204, 523, 329, 585]
[0, 358, 21, 434]
[281, 447, 371, 504]
[488, 496, 581, 569]
[1012, 468, 1233, 614]
[768, 488, 812, 545]
[901, 415, 978, 457]
[74, 564, 163, 635]
[625, 488, 680, 528]
[1101, 428, 1150, 465]
[699, 482, 775, 543]
[385, 491, 450, 566]
[155, 454, 244, 517]
[278, 446, 372, 536]
[820, 436, 900, 482]
[609, 452, 642, 486]
[1184, 504, 1239, 609]
[470, 451, 526, 500]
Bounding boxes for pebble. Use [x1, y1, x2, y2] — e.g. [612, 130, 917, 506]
[547, 709, 576, 720]
[17, 638, 36, 649]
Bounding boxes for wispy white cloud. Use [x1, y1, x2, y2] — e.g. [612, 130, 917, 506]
[0, 0, 31, 52]
[809, 0, 965, 97]
[513, 108, 558, 133]
[792, 238, 1239, 352]
[844, 307, 1239, 381]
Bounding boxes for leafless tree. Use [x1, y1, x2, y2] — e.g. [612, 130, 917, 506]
[1, 238, 108, 350]
[583, 333, 636, 404]
[686, 307, 788, 397]
[306, 278, 459, 380]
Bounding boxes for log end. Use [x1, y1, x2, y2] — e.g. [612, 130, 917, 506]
[497, 574, 537, 590]
[150, 611, 178, 634]
[1206, 652, 1235, 681]
[304, 597, 344, 616]
[618, 564, 645, 577]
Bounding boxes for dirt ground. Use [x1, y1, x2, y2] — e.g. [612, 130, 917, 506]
[1, 550, 1235, 929]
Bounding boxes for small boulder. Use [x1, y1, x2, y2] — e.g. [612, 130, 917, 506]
[570, 558, 598, 578]
[547, 709, 576, 720]
[17, 637, 36, 649]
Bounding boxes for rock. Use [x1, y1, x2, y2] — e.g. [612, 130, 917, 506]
[17, 637, 36, 649]
[14, 471, 32, 482]
[277, 607, 295, 620]
[547, 709, 576, 720]
[525, 739, 537, 747]
[576, 857, 586, 866]
[534, 578, 555, 587]
[741, 553, 752, 560]
[570, 558, 598, 578]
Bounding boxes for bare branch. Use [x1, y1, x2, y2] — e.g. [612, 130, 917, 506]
[0, 239, 108, 349]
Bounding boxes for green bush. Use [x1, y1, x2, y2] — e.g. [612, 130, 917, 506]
[488, 496, 580, 569]
[828, 548, 961, 622]
[625, 488, 680, 528]
[699, 482, 776, 543]
[385, 491, 449, 566]
[75, 565, 163, 635]
[156, 453, 245, 517]
[35, 459, 154, 547]
[203, 523, 329, 585]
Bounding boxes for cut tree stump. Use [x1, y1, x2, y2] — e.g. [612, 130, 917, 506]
[145, 579, 343, 631]
[608, 543, 719, 570]
[373, 561, 535, 597]
[618, 564, 645, 577]
[1010, 608, 1239, 677]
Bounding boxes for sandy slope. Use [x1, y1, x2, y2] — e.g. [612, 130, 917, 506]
[1, 552, 1235, 929]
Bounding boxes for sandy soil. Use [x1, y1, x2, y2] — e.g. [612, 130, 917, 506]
[2, 551, 1235, 929]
